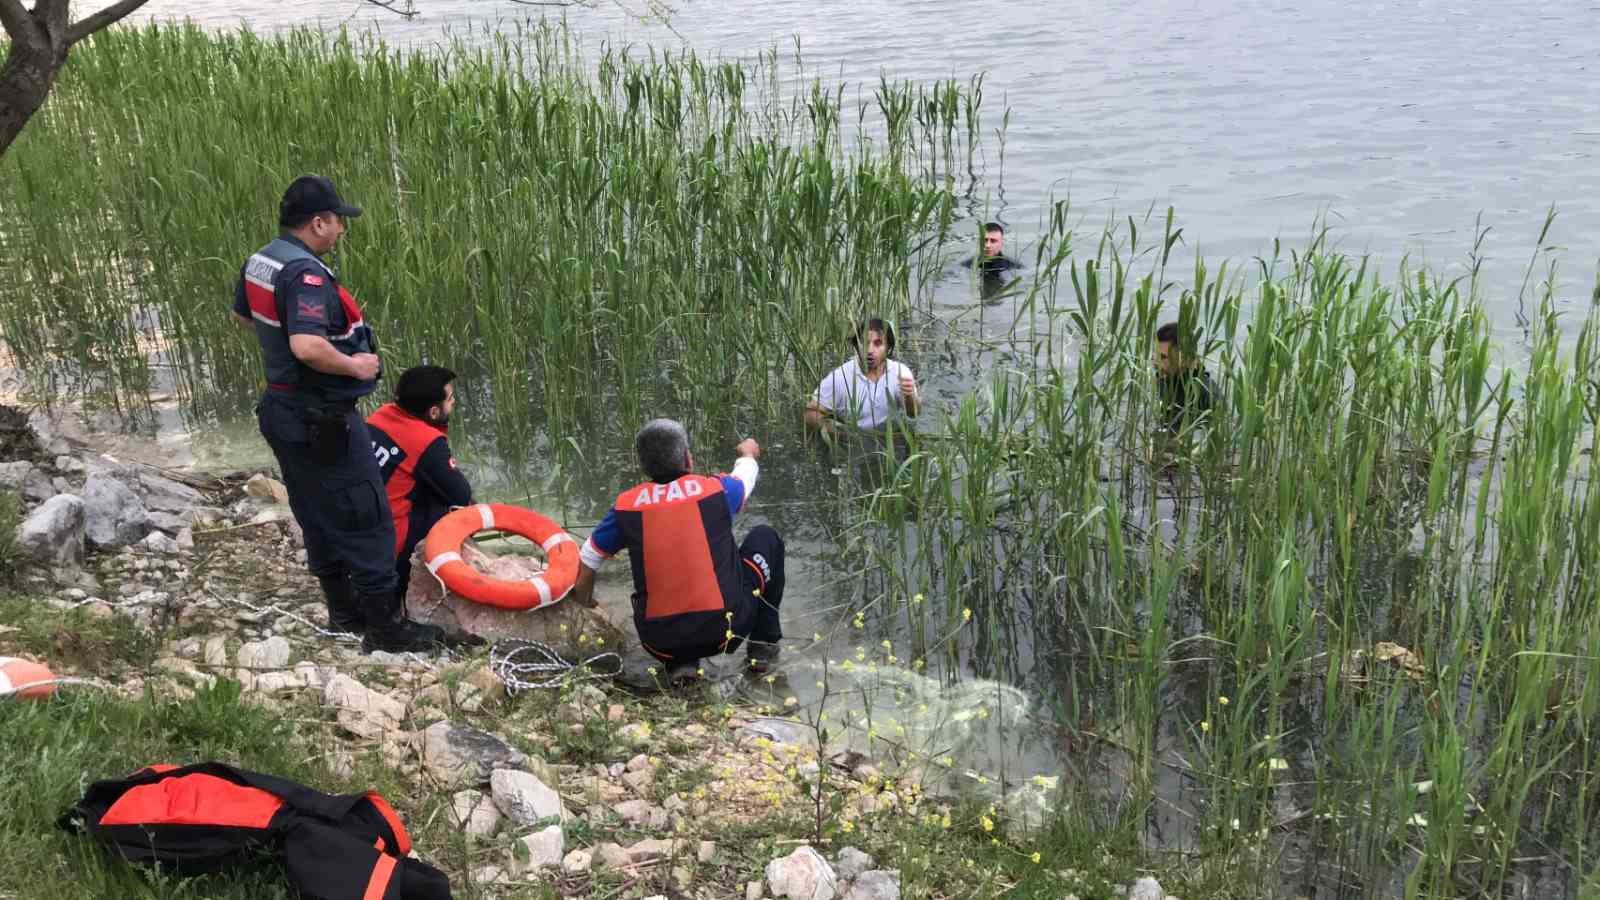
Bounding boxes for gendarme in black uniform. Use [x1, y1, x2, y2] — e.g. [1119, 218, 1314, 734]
[234, 176, 444, 653]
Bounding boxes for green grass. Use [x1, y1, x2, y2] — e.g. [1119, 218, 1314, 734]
[0, 682, 327, 899]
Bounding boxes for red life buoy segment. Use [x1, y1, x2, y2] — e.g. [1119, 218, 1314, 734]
[423, 504, 578, 610]
[0, 657, 58, 700]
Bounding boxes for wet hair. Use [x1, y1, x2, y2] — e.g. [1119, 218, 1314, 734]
[636, 418, 691, 483]
[983, 221, 1004, 235]
[848, 318, 897, 355]
[395, 365, 456, 418]
[1156, 321, 1202, 347]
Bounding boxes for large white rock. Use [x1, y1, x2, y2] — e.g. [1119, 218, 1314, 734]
[765, 846, 838, 900]
[844, 870, 900, 900]
[510, 825, 564, 873]
[323, 674, 405, 739]
[81, 474, 149, 547]
[490, 768, 566, 825]
[421, 721, 527, 789]
[14, 494, 85, 569]
[403, 542, 632, 648]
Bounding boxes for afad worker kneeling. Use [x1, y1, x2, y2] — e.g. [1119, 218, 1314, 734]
[571, 419, 785, 679]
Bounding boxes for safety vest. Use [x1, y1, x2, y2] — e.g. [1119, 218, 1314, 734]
[612, 474, 746, 654]
[366, 402, 448, 557]
[60, 762, 451, 899]
[240, 237, 376, 398]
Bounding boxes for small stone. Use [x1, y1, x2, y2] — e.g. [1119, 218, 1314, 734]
[626, 753, 652, 772]
[251, 671, 301, 693]
[607, 703, 626, 722]
[236, 636, 292, 670]
[490, 768, 565, 825]
[472, 865, 508, 885]
[746, 881, 765, 900]
[622, 768, 654, 793]
[294, 661, 325, 689]
[617, 722, 652, 746]
[1128, 877, 1164, 900]
[843, 870, 900, 900]
[14, 494, 86, 569]
[624, 838, 683, 862]
[449, 789, 503, 839]
[835, 847, 874, 881]
[594, 842, 632, 870]
[697, 840, 716, 863]
[200, 636, 228, 667]
[244, 473, 290, 505]
[324, 674, 406, 740]
[766, 845, 837, 900]
[561, 848, 592, 874]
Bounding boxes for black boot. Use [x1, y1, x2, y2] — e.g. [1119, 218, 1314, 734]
[318, 575, 364, 634]
[357, 590, 448, 653]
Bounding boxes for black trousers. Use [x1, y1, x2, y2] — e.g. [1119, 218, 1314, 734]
[257, 392, 396, 597]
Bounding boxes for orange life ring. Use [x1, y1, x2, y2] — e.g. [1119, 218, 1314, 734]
[423, 504, 578, 610]
[0, 657, 58, 700]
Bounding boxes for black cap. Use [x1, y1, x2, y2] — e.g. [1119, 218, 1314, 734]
[279, 175, 363, 225]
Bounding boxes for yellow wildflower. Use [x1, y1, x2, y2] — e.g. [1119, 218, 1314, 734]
[980, 815, 994, 832]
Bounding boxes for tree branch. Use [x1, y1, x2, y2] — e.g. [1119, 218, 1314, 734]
[66, 0, 153, 45]
[0, 0, 35, 41]
[361, 0, 418, 19]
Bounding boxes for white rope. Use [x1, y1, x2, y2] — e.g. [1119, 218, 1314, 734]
[211, 590, 363, 643]
[489, 639, 620, 693]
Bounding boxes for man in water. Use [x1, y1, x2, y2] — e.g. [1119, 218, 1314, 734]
[1154, 320, 1215, 433]
[961, 221, 1023, 278]
[366, 365, 474, 610]
[571, 420, 785, 680]
[804, 318, 921, 437]
[232, 175, 446, 653]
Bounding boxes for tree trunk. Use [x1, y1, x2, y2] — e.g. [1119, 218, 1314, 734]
[0, 26, 67, 157]
[0, 0, 152, 158]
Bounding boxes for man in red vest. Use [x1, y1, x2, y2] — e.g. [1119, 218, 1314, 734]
[367, 366, 474, 610]
[571, 419, 785, 677]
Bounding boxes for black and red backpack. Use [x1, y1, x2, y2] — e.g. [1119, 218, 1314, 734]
[59, 762, 452, 899]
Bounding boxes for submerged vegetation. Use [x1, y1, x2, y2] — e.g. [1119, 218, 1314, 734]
[3, 17, 1600, 898]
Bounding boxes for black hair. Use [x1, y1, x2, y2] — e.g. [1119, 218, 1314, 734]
[1155, 321, 1180, 345]
[395, 365, 457, 418]
[848, 318, 897, 355]
[636, 418, 691, 483]
[983, 221, 1005, 235]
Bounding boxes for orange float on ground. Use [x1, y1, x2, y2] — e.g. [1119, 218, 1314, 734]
[423, 504, 578, 610]
[0, 657, 58, 699]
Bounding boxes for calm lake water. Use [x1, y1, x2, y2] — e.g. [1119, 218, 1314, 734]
[138, 0, 1600, 330]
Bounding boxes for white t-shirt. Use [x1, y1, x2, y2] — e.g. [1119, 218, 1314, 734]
[814, 357, 916, 430]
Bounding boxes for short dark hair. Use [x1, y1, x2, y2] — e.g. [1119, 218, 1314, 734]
[849, 318, 897, 355]
[983, 221, 1004, 235]
[1155, 321, 1181, 344]
[395, 365, 456, 418]
[636, 418, 691, 483]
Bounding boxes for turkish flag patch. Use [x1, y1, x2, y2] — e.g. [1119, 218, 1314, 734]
[301, 273, 325, 287]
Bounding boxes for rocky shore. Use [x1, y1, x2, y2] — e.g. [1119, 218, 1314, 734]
[0, 405, 1183, 900]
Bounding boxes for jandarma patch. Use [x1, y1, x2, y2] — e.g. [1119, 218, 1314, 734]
[301, 273, 324, 286]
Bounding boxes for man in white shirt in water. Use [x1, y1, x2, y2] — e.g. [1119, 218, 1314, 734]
[804, 318, 921, 436]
